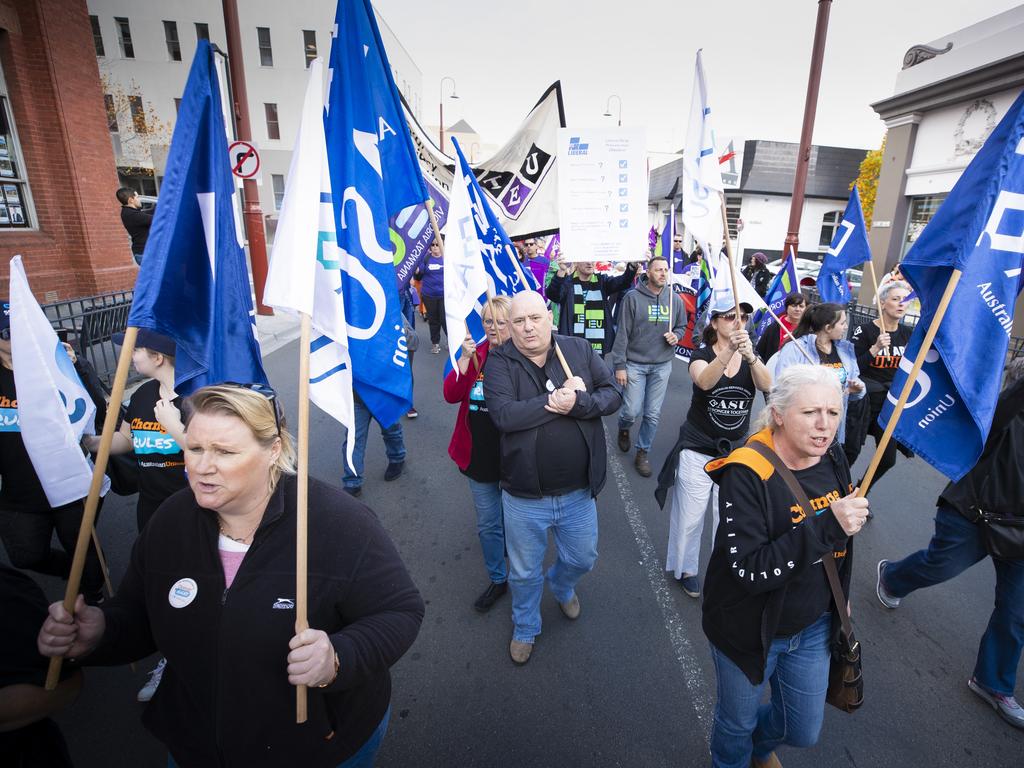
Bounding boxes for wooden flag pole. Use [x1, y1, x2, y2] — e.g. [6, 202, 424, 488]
[46, 327, 138, 690]
[90, 527, 115, 600]
[295, 312, 312, 723]
[761, 300, 815, 365]
[866, 259, 887, 322]
[553, 342, 573, 379]
[857, 269, 963, 497]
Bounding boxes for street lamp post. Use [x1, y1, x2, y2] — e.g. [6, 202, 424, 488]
[439, 76, 458, 152]
[603, 94, 622, 127]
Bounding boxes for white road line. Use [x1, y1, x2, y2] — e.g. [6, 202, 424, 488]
[604, 426, 712, 735]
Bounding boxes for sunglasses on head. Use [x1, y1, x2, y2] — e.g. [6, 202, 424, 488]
[223, 381, 282, 436]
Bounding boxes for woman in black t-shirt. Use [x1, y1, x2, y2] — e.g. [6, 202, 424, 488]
[443, 297, 513, 613]
[662, 299, 772, 598]
[849, 280, 914, 484]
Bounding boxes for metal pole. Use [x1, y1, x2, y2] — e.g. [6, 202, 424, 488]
[221, 0, 273, 315]
[439, 100, 445, 151]
[782, 0, 833, 258]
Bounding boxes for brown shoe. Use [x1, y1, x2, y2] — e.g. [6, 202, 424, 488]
[751, 752, 783, 768]
[617, 428, 630, 453]
[635, 449, 652, 477]
[509, 639, 533, 665]
[559, 593, 581, 620]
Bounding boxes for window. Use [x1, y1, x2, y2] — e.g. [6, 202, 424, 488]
[104, 94, 121, 158]
[725, 195, 742, 240]
[819, 210, 844, 248]
[115, 17, 134, 59]
[173, 98, 182, 115]
[128, 95, 147, 134]
[195, 22, 210, 41]
[264, 103, 280, 140]
[302, 30, 317, 68]
[272, 174, 285, 209]
[90, 15, 105, 57]
[257, 27, 273, 67]
[902, 194, 947, 256]
[0, 67, 35, 229]
[163, 21, 181, 61]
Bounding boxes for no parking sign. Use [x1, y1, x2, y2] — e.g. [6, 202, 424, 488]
[228, 141, 260, 179]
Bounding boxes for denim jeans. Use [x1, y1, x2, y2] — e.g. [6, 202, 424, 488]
[617, 359, 672, 451]
[709, 612, 832, 768]
[467, 478, 507, 584]
[883, 504, 1024, 696]
[343, 398, 406, 489]
[502, 488, 598, 643]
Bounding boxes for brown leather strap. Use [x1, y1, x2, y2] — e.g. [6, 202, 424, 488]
[746, 441, 855, 641]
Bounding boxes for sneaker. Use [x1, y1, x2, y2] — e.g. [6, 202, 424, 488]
[344, 485, 362, 498]
[635, 449, 652, 477]
[406, 407, 418, 419]
[137, 658, 166, 703]
[431, 344, 441, 354]
[968, 677, 1024, 729]
[876, 560, 901, 609]
[384, 461, 404, 481]
[509, 639, 533, 665]
[679, 574, 700, 598]
[558, 593, 581, 620]
[617, 428, 631, 453]
[473, 581, 508, 613]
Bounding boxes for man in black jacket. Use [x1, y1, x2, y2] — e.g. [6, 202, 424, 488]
[545, 259, 638, 358]
[484, 291, 622, 665]
[116, 187, 154, 266]
[877, 362, 1024, 730]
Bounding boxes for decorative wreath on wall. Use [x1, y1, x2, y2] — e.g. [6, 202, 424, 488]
[953, 99, 997, 157]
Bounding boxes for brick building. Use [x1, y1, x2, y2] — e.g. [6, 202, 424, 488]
[0, 0, 135, 303]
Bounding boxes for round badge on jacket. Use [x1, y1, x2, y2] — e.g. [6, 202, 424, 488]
[168, 578, 198, 609]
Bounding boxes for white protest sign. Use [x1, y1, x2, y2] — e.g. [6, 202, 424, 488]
[557, 128, 648, 262]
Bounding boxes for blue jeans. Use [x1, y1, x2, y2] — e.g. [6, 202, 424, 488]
[467, 478, 507, 583]
[883, 504, 1024, 696]
[710, 612, 832, 768]
[343, 399, 406, 489]
[502, 488, 598, 643]
[617, 360, 672, 451]
[399, 291, 415, 328]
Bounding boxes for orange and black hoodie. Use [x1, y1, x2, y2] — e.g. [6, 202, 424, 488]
[701, 428, 854, 685]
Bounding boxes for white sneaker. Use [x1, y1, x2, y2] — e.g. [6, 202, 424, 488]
[968, 677, 1024, 729]
[137, 658, 166, 702]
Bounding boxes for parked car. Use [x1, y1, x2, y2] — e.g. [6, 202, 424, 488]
[766, 256, 863, 296]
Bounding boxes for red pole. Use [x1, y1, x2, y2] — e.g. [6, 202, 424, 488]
[783, 0, 833, 259]
[222, 0, 273, 315]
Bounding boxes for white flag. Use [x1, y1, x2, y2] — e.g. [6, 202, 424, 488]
[263, 59, 354, 467]
[9, 255, 108, 507]
[443, 147, 490, 374]
[682, 50, 724, 260]
[706, 249, 767, 312]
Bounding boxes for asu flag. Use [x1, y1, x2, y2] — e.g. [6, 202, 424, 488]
[880, 89, 1024, 480]
[325, 0, 429, 427]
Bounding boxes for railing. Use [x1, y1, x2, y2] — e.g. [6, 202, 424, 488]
[43, 291, 140, 391]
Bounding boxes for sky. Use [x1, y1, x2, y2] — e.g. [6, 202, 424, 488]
[374, 0, 1022, 164]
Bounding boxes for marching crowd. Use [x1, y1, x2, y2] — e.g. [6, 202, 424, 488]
[2, 236, 1022, 768]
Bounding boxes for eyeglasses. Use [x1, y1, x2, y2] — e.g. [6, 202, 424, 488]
[482, 318, 508, 329]
[717, 313, 750, 322]
[223, 381, 282, 436]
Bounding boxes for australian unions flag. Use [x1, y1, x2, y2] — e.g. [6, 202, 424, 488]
[880, 89, 1024, 480]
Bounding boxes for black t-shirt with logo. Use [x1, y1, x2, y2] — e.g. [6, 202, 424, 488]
[126, 379, 187, 523]
[775, 453, 850, 636]
[530, 362, 590, 495]
[462, 369, 501, 484]
[0, 366, 49, 511]
[852, 321, 912, 391]
[681, 345, 757, 457]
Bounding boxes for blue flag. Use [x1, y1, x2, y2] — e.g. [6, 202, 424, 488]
[325, 0, 429, 427]
[753, 254, 800, 340]
[127, 41, 267, 395]
[879, 89, 1024, 481]
[817, 187, 871, 304]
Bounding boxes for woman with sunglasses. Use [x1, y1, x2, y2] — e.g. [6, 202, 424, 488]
[38, 384, 424, 768]
[443, 296, 513, 613]
[658, 298, 772, 599]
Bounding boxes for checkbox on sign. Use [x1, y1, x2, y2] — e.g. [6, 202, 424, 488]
[619, 203, 629, 212]
[619, 219, 628, 228]
[618, 188, 628, 196]
[619, 174, 628, 183]
[618, 160, 628, 168]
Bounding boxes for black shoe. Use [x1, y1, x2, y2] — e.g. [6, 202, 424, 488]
[617, 428, 631, 453]
[473, 581, 508, 613]
[344, 486, 362, 497]
[384, 461, 404, 481]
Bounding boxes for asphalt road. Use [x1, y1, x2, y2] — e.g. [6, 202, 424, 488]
[15, 323, 1023, 767]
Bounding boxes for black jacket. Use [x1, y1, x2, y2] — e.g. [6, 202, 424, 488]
[741, 264, 772, 298]
[545, 264, 638, 355]
[483, 334, 622, 498]
[701, 430, 853, 684]
[86, 474, 424, 768]
[939, 377, 1024, 521]
[120, 206, 154, 255]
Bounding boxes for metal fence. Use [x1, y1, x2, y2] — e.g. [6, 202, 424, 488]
[43, 291, 139, 391]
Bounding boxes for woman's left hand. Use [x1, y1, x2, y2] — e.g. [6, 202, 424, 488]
[287, 629, 338, 688]
[61, 342, 78, 364]
[848, 378, 865, 394]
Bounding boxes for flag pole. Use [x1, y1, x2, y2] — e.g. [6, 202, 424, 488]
[295, 312, 311, 723]
[553, 342, 573, 379]
[46, 327, 138, 690]
[866, 259, 886, 322]
[718, 198, 743, 316]
[857, 269, 962, 496]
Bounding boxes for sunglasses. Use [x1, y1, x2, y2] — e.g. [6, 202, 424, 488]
[223, 381, 283, 436]
[716, 312, 750, 322]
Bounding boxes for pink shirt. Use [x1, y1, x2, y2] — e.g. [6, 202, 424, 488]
[218, 534, 249, 589]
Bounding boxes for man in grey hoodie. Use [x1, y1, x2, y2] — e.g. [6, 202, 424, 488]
[610, 255, 687, 476]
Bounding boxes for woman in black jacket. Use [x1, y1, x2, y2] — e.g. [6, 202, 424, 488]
[702, 364, 870, 768]
[38, 384, 424, 768]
